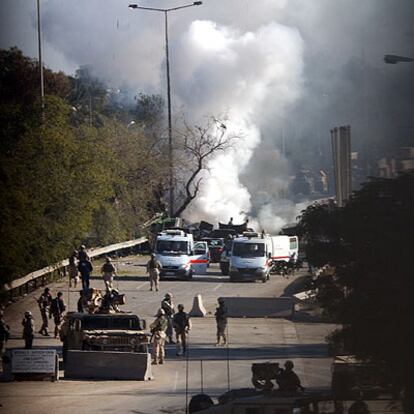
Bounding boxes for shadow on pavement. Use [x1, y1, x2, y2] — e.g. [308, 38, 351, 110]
[166, 343, 329, 361]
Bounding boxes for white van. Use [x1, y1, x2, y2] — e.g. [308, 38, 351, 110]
[229, 232, 271, 283]
[269, 235, 299, 263]
[228, 233, 299, 282]
[154, 230, 208, 280]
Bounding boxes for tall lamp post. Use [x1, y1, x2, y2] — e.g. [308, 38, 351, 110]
[129, 2, 203, 217]
[37, 0, 45, 110]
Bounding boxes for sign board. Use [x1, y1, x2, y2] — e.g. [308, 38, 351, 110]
[12, 349, 57, 373]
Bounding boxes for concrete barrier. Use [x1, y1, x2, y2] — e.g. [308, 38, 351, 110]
[219, 297, 293, 318]
[189, 294, 207, 317]
[65, 351, 153, 380]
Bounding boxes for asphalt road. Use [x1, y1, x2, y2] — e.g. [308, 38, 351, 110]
[0, 255, 335, 414]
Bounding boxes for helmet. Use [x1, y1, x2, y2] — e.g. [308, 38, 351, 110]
[178, 304, 184, 310]
[150, 253, 155, 258]
[44, 287, 50, 293]
[106, 256, 112, 262]
[80, 245, 86, 250]
[285, 360, 294, 369]
[218, 297, 225, 304]
[165, 292, 173, 299]
[157, 308, 166, 316]
[24, 311, 32, 317]
[57, 291, 63, 297]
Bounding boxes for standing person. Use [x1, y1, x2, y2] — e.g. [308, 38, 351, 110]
[0, 310, 10, 355]
[78, 245, 90, 263]
[37, 287, 52, 336]
[50, 292, 66, 338]
[146, 253, 161, 291]
[276, 360, 305, 392]
[101, 257, 116, 292]
[78, 258, 93, 293]
[161, 292, 175, 344]
[173, 304, 191, 356]
[69, 250, 79, 288]
[22, 311, 34, 349]
[215, 298, 228, 346]
[228, 217, 233, 226]
[77, 290, 84, 313]
[150, 308, 168, 365]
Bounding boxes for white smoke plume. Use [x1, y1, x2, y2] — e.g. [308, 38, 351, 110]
[2, 0, 413, 233]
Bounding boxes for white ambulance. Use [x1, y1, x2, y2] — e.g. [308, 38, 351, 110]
[154, 230, 208, 280]
[228, 233, 299, 282]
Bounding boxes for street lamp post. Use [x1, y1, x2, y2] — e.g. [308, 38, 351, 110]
[36, 0, 45, 110]
[129, 2, 203, 217]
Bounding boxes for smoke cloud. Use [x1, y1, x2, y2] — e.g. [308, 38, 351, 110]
[1, 0, 413, 232]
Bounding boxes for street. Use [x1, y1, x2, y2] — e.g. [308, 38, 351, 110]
[0, 255, 335, 414]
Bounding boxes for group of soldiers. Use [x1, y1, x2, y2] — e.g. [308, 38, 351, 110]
[69, 246, 117, 293]
[149, 293, 228, 365]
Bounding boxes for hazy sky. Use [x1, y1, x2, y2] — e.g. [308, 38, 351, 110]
[1, 0, 413, 229]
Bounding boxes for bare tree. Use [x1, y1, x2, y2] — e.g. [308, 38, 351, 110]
[172, 117, 239, 217]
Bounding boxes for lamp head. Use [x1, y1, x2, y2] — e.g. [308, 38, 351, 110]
[128, 4, 138, 9]
[193, 1, 203, 5]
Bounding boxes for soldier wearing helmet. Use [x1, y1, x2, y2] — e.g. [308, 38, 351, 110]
[161, 292, 175, 344]
[146, 253, 161, 292]
[173, 304, 191, 356]
[150, 308, 168, 365]
[214, 297, 228, 346]
[22, 311, 35, 349]
[276, 360, 305, 392]
[37, 287, 52, 336]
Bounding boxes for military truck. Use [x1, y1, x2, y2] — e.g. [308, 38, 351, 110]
[61, 312, 149, 354]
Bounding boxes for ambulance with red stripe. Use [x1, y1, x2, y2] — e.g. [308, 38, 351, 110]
[154, 230, 209, 280]
[228, 232, 298, 283]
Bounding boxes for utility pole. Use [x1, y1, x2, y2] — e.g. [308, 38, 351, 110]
[37, 0, 45, 110]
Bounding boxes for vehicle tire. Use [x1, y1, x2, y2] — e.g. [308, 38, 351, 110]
[261, 278, 266, 283]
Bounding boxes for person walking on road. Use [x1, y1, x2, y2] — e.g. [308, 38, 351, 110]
[173, 304, 191, 356]
[37, 287, 52, 336]
[146, 253, 161, 291]
[150, 308, 168, 365]
[50, 292, 66, 338]
[22, 311, 34, 349]
[78, 258, 93, 293]
[215, 298, 228, 346]
[69, 250, 79, 288]
[161, 292, 175, 344]
[101, 257, 116, 292]
[0, 310, 10, 355]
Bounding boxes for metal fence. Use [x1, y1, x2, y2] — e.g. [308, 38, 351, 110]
[1, 237, 148, 302]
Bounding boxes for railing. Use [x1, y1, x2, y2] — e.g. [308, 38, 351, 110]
[1, 237, 148, 301]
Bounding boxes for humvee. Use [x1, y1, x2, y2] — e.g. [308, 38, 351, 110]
[61, 312, 149, 359]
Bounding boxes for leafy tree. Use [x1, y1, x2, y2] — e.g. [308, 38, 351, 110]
[297, 172, 414, 410]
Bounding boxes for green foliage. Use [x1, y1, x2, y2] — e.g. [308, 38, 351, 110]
[0, 48, 167, 285]
[297, 172, 414, 401]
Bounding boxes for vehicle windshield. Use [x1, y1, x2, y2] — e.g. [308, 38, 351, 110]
[232, 242, 265, 258]
[156, 240, 189, 254]
[205, 239, 224, 247]
[81, 317, 141, 330]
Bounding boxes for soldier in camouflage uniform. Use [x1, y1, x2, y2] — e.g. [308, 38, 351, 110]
[150, 308, 168, 365]
[215, 298, 228, 346]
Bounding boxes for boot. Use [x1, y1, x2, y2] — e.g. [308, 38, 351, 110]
[152, 360, 158, 365]
[159, 359, 164, 365]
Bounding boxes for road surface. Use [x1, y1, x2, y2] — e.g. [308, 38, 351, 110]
[0, 255, 335, 414]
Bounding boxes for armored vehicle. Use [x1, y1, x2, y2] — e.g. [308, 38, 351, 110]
[61, 312, 149, 355]
[61, 312, 153, 380]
